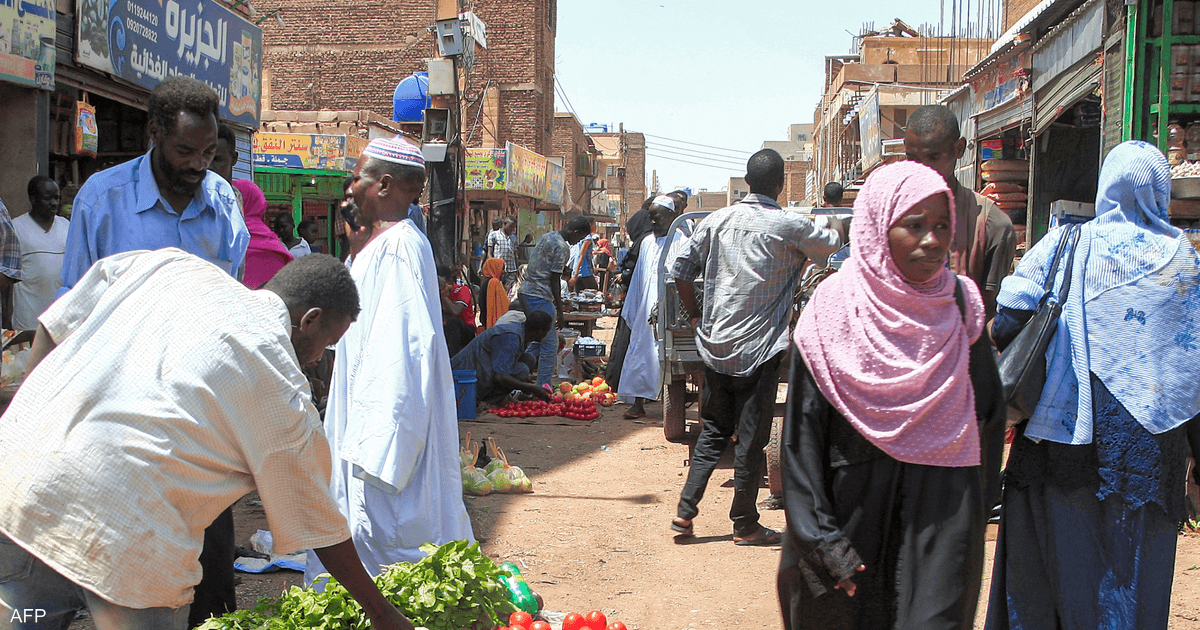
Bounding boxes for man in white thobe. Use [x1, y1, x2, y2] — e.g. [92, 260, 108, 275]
[306, 137, 473, 585]
[618, 196, 681, 418]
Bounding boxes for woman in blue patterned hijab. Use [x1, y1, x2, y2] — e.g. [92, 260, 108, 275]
[985, 140, 1200, 629]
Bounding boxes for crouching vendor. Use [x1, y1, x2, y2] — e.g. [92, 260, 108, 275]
[452, 310, 555, 407]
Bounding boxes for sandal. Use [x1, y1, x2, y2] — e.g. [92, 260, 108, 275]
[623, 408, 646, 419]
[733, 526, 783, 547]
[670, 518, 694, 537]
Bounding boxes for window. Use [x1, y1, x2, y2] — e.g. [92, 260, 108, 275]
[607, 165, 615, 176]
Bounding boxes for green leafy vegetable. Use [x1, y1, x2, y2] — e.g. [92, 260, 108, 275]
[197, 541, 516, 630]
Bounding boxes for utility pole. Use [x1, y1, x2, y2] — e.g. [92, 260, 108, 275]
[425, 0, 462, 271]
[619, 122, 627, 227]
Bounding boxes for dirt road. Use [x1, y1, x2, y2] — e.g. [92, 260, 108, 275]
[214, 402, 1200, 630]
[69, 315, 1200, 629]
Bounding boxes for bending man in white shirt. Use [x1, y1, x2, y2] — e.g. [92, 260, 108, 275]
[0, 250, 412, 630]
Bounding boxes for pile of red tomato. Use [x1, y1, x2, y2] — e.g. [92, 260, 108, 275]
[499, 610, 626, 630]
[491, 399, 600, 421]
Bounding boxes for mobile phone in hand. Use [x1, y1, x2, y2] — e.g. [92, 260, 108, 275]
[341, 203, 360, 231]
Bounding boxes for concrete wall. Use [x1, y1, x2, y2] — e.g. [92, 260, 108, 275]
[0, 85, 40, 218]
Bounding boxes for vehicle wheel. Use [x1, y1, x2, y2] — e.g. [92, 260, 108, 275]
[766, 415, 784, 498]
[663, 377, 688, 442]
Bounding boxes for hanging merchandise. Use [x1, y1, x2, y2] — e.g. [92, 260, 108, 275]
[74, 96, 98, 158]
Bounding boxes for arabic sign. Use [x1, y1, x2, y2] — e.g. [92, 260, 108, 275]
[544, 161, 565, 206]
[972, 51, 1031, 113]
[858, 89, 882, 170]
[76, 0, 262, 126]
[465, 147, 507, 190]
[252, 133, 350, 171]
[0, 0, 55, 89]
[344, 136, 368, 171]
[506, 142, 547, 200]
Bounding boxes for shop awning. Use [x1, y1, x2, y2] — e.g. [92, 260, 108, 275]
[1031, 0, 1103, 93]
[976, 97, 1034, 138]
[1032, 56, 1102, 136]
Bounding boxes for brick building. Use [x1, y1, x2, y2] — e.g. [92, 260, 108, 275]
[256, 0, 557, 155]
[782, 160, 812, 207]
[589, 127, 648, 226]
[689, 190, 729, 211]
[550, 112, 603, 215]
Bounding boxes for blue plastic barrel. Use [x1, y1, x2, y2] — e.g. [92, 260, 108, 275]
[453, 369, 477, 420]
[393, 72, 431, 122]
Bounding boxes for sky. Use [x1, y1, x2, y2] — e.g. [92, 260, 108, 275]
[553, 0, 1001, 193]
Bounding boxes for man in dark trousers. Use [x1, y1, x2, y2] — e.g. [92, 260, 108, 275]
[517, 215, 592, 387]
[670, 149, 843, 546]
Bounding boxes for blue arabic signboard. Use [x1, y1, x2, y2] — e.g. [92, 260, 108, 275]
[75, 0, 261, 126]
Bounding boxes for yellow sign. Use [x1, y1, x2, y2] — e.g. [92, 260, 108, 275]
[253, 133, 349, 170]
[507, 142, 547, 200]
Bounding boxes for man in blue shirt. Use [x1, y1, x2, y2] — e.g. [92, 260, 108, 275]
[450, 311, 553, 406]
[57, 75, 250, 627]
[60, 76, 249, 296]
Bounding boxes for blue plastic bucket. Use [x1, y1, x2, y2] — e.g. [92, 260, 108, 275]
[453, 369, 477, 420]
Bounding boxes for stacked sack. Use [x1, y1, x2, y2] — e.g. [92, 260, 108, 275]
[980, 159, 1029, 222]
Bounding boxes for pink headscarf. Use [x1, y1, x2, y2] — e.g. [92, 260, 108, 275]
[233, 179, 293, 289]
[793, 162, 986, 467]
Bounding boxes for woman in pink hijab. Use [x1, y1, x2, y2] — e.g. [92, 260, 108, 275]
[233, 179, 293, 288]
[776, 161, 1004, 630]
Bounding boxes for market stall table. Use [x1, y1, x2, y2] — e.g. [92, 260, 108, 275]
[562, 311, 601, 337]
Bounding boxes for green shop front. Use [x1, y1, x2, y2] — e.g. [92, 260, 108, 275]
[252, 132, 368, 258]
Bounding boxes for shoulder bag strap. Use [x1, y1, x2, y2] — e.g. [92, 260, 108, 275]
[954, 279, 967, 323]
[1055, 225, 1082, 303]
[1042, 227, 1075, 293]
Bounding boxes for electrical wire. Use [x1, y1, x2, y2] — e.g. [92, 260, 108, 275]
[644, 151, 744, 171]
[554, 76, 582, 121]
[644, 141, 750, 164]
[641, 133, 753, 155]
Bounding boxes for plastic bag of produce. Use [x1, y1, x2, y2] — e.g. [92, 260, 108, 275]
[463, 466, 493, 495]
[484, 437, 506, 475]
[461, 431, 479, 470]
[507, 465, 533, 493]
[484, 439, 533, 494]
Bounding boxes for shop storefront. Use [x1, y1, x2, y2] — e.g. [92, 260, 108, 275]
[1027, 0, 1105, 243]
[50, 0, 261, 212]
[0, 0, 55, 211]
[964, 47, 1034, 242]
[464, 144, 563, 268]
[251, 132, 368, 258]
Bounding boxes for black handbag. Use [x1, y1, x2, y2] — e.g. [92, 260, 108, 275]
[997, 225, 1081, 419]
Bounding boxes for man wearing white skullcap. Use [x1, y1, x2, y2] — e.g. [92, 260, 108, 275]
[616, 195, 680, 419]
[305, 137, 475, 584]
